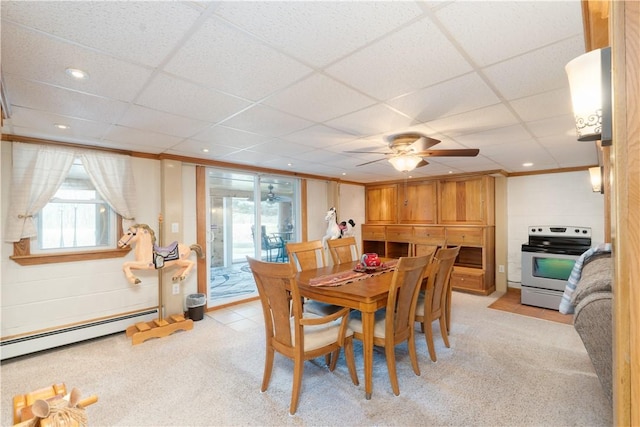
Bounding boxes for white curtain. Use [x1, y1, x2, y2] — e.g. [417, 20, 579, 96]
[81, 151, 137, 230]
[5, 142, 74, 242]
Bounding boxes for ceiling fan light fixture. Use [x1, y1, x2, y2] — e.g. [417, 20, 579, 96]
[389, 155, 422, 172]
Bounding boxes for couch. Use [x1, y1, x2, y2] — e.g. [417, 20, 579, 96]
[571, 253, 612, 403]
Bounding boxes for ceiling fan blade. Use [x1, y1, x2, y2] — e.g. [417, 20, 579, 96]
[407, 136, 441, 153]
[416, 159, 429, 168]
[416, 148, 480, 157]
[345, 150, 394, 154]
[356, 157, 389, 167]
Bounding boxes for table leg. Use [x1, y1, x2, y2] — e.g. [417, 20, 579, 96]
[362, 310, 374, 399]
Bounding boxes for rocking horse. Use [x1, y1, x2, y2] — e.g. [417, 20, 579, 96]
[118, 224, 204, 285]
[321, 207, 356, 248]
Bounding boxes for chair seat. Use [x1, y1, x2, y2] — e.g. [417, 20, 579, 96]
[304, 301, 343, 316]
[415, 292, 426, 316]
[347, 309, 388, 339]
[294, 314, 354, 351]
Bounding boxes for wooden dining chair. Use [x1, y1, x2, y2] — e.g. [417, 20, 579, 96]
[348, 255, 432, 396]
[414, 246, 460, 362]
[246, 257, 359, 415]
[327, 236, 359, 265]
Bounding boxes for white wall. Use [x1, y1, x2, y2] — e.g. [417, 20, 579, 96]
[0, 148, 162, 338]
[506, 170, 605, 285]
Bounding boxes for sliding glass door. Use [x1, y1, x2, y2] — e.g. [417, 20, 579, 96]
[207, 169, 299, 306]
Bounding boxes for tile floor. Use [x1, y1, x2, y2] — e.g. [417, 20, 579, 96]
[205, 299, 264, 332]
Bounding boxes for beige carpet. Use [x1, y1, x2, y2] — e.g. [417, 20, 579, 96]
[1, 292, 611, 426]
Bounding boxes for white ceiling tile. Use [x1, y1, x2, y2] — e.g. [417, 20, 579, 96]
[220, 105, 314, 138]
[117, 105, 211, 139]
[4, 75, 129, 123]
[453, 124, 534, 149]
[388, 73, 501, 122]
[136, 73, 253, 123]
[281, 125, 360, 149]
[541, 137, 598, 167]
[326, 16, 472, 101]
[263, 74, 376, 123]
[1, 23, 154, 103]
[510, 87, 573, 122]
[1, 1, 202, 67]
[325, 104, 415, 136]
[214, 1, 424, 67]
[102, 125, 183, 150]
[166, 140, 241, 159]
[527, 114, 576, 139]
[435, 0, 583, 66]
[250, 140, 314, 156]
[6, 106, 112, 140]
[483, 35, 585, 100]
[164, 17, 313, 101]
[427, 104, 519, 136]
[190, 126, 271, 149]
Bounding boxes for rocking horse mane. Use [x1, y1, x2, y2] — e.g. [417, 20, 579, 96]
[132, 223, 156, 245]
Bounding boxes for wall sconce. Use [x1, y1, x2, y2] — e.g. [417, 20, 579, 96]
[589, 166, 604, 193]
[565, 47, 612, 145]
[388, 155, 422, 172]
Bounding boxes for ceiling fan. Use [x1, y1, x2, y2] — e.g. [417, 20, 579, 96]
[264, 184, 281, 203]
[346, 132, 480, 172]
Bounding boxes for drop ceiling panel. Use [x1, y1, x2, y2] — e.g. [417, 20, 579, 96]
[281, 125, 360, 150]
[325, 104, 415, 136]
[388, 73, 501, 123]
[116, 105, 211, 139]
[220, 105, 314, 138]
[325, 16, 473, 101]
[189, 126, 271, 149]
[1, 1, 202, 67]
[213, 1, 424, 68]
[102, 125, 183, 150]
[483, 35, 585, 101]
[435, 0, 584, 66]
[263, 73, 377, 123]
[8, 107, 112, 140]
[4, 76, 129, 124]
[1, 23, 154, 103]
[135, 73, 253, 123]
[426, 104, 520, 137]
[452, 124, 534, 148]
[163, 17, 313, 101]
[510, 87, 574, 122]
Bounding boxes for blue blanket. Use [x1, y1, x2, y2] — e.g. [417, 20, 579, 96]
[558, 243, 612, 314]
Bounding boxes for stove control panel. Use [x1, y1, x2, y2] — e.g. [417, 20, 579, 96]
[528, 225, 591, 237]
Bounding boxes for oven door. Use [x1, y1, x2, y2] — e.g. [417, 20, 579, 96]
[521, 250, 578, 292]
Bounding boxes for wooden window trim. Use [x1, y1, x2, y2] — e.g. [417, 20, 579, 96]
[10, 221, 130, 266]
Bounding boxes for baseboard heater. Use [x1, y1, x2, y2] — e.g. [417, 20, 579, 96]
[0, 309, 158, 361]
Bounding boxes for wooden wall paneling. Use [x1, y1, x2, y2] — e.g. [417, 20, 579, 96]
[611, 1, 639, 424]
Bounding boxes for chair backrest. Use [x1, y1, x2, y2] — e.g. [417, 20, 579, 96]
[426, 246, 460, 316]
[246, 257, 303, 348]
[327, 236, 359, 264]
[286, 240, 326, 272]
[386, 255, 432, 341]
[409, 239, 447, 257]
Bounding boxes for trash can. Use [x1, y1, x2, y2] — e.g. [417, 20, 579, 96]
[186, 293, 206, 321]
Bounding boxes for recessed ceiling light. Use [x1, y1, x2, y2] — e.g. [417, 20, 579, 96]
[65, 68, 89, 80]
[523, 162, 534, 167]
[54, 123, 70, 130]
[448, 171, 453, 174]
[342, 172, 346, 176]
[287, 163, 293, 167]
[202, 148, 209, 153]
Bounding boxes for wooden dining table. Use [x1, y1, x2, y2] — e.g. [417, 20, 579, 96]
[295, 260, 396, 399]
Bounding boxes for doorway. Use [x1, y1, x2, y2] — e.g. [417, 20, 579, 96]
[207, 169, 299, 306]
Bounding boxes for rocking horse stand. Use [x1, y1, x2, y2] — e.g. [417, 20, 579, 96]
[124, 214, 195, 345]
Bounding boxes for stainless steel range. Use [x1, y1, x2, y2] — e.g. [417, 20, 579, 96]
[521, 225, 592, 310]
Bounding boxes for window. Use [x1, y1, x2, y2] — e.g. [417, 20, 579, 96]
[35, 158, 116, 252]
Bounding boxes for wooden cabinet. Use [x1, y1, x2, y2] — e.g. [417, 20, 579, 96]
[365, 184, 397, 224]
[413, 226, 446, 245]
[438, 175, 494, 225]
[398, 181, 437, 224]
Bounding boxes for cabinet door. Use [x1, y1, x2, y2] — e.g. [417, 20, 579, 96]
[398, 181, 437, 224]
[438, 176, 493, 224]
[365, 185, 397, 224]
